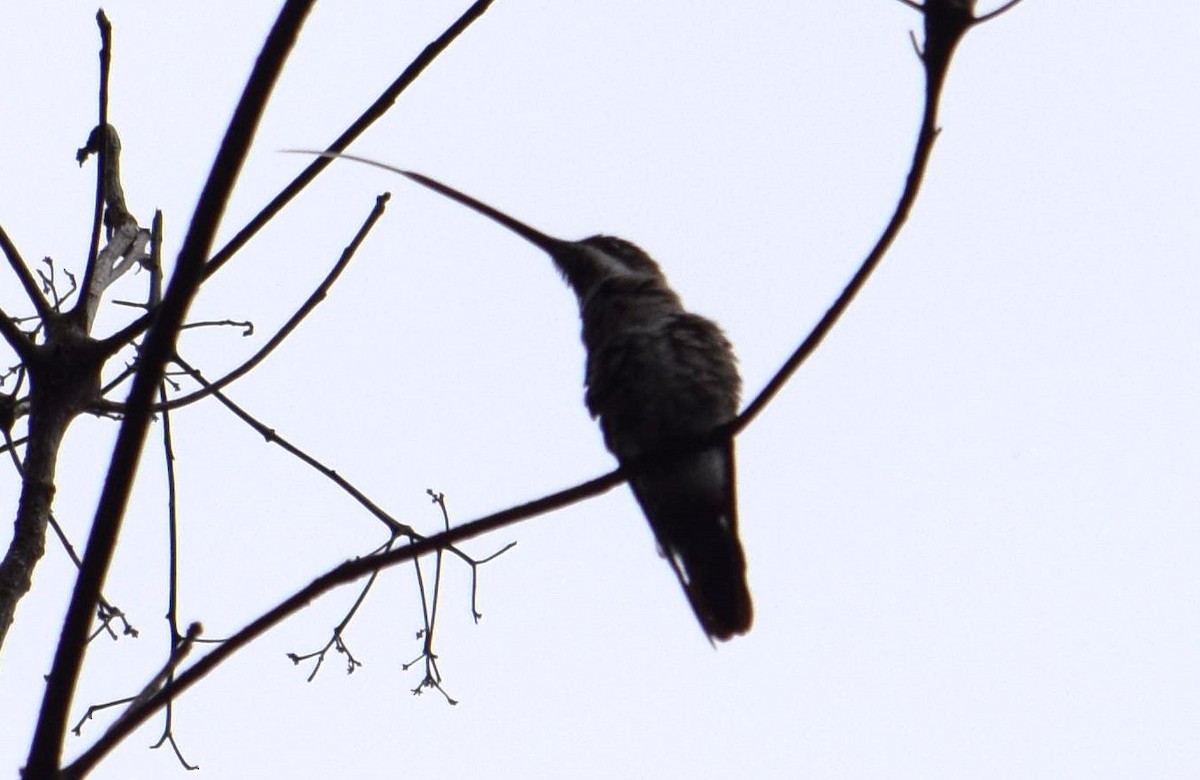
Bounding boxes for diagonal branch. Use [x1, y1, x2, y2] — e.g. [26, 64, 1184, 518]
[203, 0, 494, 281]
[63, 466, 622, 780]
[89, 1, 495, 361]
[170, 354, 418, 539]
[976, 0, 1026, 24]
[0, 306, 34, 363]
[114, 192, 390, 407]
[0, 224, 52, 322]
[24, 4, 316, 776]
[734, 0, 1012, 432]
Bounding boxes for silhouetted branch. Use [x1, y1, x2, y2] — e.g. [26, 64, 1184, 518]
[0, 309, 32, 364]
[74, 11, 113, 321]
[976, 0, 1026, 24]
[62, 467, 622, 779]
[0, 225, 51, 322]
[204, 0, 495, 281]
[69, 696, 134, 738]
[26, 4, 315, 776]
[148, 192, 388, 412]
[35, 258, 80, 312]
[73, 124, 153, 331]
[466, 540, 517, 622]
[734, 0, 1020, 432]
[287, 540, 384, 681]
[94, 310, 153, 360]
[0, 405, 133, 644]
[171, 354, 419, 539]
[404, 490, 456, 705]
[147, 384, 196, 771]
[95, 0, 495, 367]
[178, 319, 254, 336]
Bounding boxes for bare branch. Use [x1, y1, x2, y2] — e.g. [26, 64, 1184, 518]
[734, 0, 975, 432]
[203, 0, 494, 281]
[0, 415, 129, 638]
[171, 354, 419, 539]
[26, 5, 315, 775]
[73, 124, 153, 331]
[86, 212, 163, 369]
[70, 696, 135, 737]
[0, 307, 33, 362]
[146, 193, 389, 410]
[0, 224, 52, 320]
[287, 543, 384, 681]
[178, 319, 254, 336]
[405, 490, 457, 705]
[75, 13, 114, 322]
[110, 622, 202, 734]
[66, 466, 622, 777]
[169, 355, 511, 586]
[36, 258, 80, 312]
[150, 731, 198, 773]
[974, 0, 1026, 24]
[144, 380, 197, 770]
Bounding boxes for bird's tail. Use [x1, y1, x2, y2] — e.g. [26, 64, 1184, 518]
[673, 522, 753, 641]
[630, 443, 753, 641]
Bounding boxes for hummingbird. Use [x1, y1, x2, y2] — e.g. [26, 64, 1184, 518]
[301, 153, 753, 640]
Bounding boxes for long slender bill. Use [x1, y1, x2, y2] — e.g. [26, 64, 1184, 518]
[284, 149, 566, 254]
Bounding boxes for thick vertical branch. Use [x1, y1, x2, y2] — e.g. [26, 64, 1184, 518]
[0, 321, 104, 655]
[23, 3, 315, 777]
[0, 397, 70, 649]
[1, 22, 146, 667]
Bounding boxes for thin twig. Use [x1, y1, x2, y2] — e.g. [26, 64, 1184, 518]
[170, 355, 513, 583]
[975, 0, 1026, 24]
[170, 354, 418, 539]
[70, 696, 135, 737]
[404, 490, 457, 705]
[36, 258, 80, 312]
[119, 193, 390, 409]
[178, 319, 254, 336]
[75, 12, 113, 317]
[287, 540, 389, 681]
[147, 381, 197, 770]
[73, 124, 153, 331]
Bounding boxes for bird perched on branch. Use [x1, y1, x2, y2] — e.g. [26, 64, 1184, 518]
[298, 152, 752, 640]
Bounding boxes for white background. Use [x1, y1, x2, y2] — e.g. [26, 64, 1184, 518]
[1, 2, 1198, 778]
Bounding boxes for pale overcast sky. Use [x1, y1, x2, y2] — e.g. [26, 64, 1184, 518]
[1, 3, 1198, 778]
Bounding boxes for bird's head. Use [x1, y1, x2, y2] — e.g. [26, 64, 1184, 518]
[548, 234, 666, 299]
